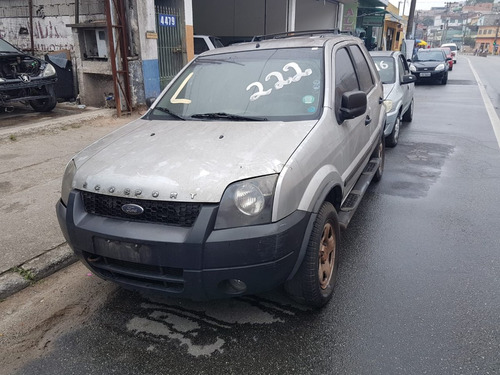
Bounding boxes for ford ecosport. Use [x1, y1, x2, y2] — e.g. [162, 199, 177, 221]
[57, 30, 386, 307]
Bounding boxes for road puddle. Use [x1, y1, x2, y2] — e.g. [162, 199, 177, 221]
[125, 292, 311, 357]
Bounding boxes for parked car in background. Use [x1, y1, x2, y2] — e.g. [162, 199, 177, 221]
[440, 43, 457, 63]
[57, 30, 386, 308]
[370, 51, 416, 147]
[410, 48, 451, 85]
[440, 47, 453, 70]
[0, 38, 57, 112]
[194, 35, 224, 56]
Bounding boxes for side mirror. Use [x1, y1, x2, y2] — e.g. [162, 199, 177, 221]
[145, 97, 157, 107]
[446, 57, 452, 61]
[401, 74, 416, 84]
[339, 91, 367, 121]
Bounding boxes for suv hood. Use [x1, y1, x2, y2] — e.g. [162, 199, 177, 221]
[73, 118, 315, 202]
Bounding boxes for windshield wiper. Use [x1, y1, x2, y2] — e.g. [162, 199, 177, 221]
[190, 112, 268, 121]
[154, 106, 185, 120]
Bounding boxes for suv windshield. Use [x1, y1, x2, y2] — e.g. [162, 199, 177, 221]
[0, 39, 20, 53]
[151, 48, 324, 121]
[415, 50, 445, 61]
[371, 57, 395, 84]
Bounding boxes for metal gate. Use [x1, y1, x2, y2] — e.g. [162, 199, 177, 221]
[155, 1, 186, 89]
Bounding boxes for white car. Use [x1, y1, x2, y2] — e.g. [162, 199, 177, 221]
[440, 43, 458, 63]
[370, 51, 416, 147]
[194, 35, 224, 56]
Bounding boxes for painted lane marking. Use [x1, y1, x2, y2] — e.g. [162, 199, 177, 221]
[467, 57, 500, 149]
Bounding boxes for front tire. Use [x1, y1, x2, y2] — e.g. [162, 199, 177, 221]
[385, 116, 400, 148]
[30, 85, 57, 112]
[372, 134, 385, 182]
[441, 72, 448, 85]
[402, 99, 414, 122]
[285, 202, 340, 308]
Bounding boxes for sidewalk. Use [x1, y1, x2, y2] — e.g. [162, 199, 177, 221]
[0, 105, 141, 299]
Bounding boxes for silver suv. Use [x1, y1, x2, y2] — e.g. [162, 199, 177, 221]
[57, 30, 386, 307]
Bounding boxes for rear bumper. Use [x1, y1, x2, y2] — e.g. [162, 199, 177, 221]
[57, 190, 310, 300]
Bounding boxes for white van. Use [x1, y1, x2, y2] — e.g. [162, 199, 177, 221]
[440, 43, 458, 63]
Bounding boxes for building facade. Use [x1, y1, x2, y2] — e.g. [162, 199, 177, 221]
[1, 0, 393, 110]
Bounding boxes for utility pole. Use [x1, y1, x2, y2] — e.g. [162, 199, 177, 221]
[406, 0, 417, 38]
[494, 19, 499, 55]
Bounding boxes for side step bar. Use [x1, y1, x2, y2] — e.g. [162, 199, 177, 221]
[338, 157, 381, 230]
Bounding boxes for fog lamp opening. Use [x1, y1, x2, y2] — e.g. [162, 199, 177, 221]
[219, 279, 247, 295]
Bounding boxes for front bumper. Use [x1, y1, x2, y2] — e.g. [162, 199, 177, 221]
[384, 109, 399, 136]
[0, 77, 57, 104]
[414, 70, 446, 82]
[57, 190, 310, 300]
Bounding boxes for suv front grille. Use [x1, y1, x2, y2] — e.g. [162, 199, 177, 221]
[80, 191, 201, 227]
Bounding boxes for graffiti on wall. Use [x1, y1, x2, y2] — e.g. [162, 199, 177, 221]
[0, 16, 74, 52]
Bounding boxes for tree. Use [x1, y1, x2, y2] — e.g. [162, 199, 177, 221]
[423, 17, 434, 26]
[463, 36, 476, 48]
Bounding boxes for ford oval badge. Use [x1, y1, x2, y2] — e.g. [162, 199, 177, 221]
[121, 203, 144, 216]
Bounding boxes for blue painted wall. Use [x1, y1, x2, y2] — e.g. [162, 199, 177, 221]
[142, 59, 162, 98]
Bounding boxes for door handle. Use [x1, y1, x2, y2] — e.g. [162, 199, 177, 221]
[379, 97, 384, 104]
[365, 116, 372, 125]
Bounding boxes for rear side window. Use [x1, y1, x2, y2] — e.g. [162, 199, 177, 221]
[334, 48, 359, 120]
[348, 45, 374, 92]
[210, 37, 224, 48]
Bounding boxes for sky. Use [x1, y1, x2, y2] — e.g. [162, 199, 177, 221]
[415, 0, 446, 10]
[390, 0, 446, 12]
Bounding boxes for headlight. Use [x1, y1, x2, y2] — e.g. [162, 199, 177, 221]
[435, 64, 445, 72]
[383, 100, 393, 113]
[410, 64, 416, 72]
[42, 63, 56, 77]
[214, 174, 278, 230]
[61, 159, 77, 206]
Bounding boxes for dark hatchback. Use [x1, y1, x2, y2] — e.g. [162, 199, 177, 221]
[410, 48, 451, 85]
[0, 38, 57, 112]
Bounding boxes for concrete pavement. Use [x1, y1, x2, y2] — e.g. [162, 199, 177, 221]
[0, 104, 141, 299]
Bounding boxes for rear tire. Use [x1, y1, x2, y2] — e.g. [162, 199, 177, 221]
[385, 116, 400, 148]
[285, 202, 340, 308]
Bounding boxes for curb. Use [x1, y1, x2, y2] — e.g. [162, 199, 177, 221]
[0, 244, 78, 300]
[0, 107, 116, 142]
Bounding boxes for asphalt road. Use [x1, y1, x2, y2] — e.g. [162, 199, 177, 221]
[1, 56, 499, 375]
[466, 55, 500, 118]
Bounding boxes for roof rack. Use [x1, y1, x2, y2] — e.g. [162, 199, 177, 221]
[251, 29, 341, 42]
